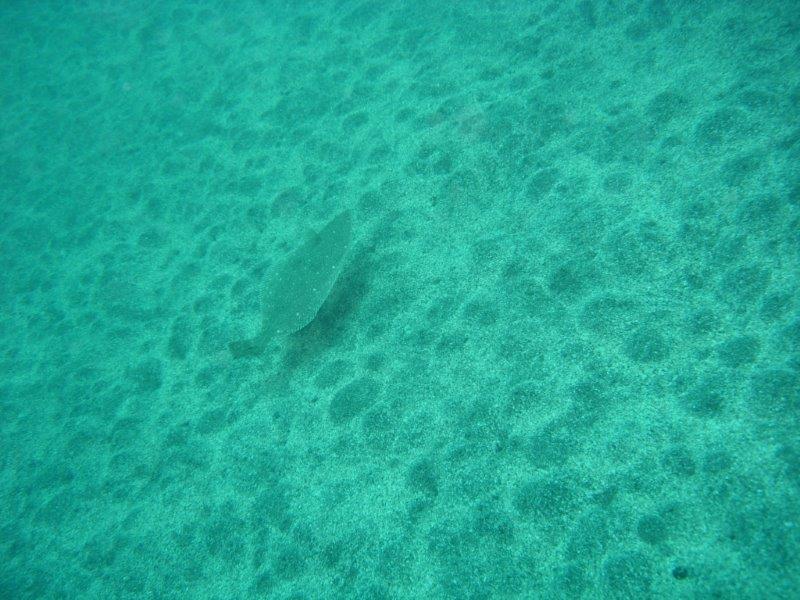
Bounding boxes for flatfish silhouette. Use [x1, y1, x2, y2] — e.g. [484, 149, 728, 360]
[230, 209, 353, 358]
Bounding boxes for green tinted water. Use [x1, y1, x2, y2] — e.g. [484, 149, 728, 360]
[0, 2, 798, 598]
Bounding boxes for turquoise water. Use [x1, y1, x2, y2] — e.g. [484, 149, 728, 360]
[1, 1, 799, 598]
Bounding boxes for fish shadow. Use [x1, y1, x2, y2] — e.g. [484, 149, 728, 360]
[282, 242, 374, 367]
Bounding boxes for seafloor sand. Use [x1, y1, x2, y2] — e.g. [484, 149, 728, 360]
[1, 1, 798, 598]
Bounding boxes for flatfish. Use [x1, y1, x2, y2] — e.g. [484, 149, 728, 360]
[230, 209, 353, 358]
